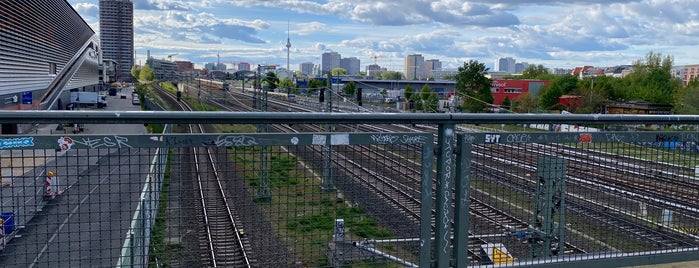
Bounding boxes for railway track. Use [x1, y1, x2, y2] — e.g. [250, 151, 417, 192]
[156, 85, 254, 267]
[163, 83, 697, 263]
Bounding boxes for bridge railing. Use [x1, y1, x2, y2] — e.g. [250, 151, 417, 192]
[0, 111, 698, 268]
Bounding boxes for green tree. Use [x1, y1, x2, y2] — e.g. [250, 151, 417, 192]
[419, 84, 439, 112]
[131, 66, 141, 80]
[263, 71, 279, 90]
[279, 78, 295, 93]
[307, 79, 324, 95]
[501, 96, 511, 110]
[521, 64, 550, 79]
[403, 84, 417, 110]
[624, 51, 679, 104]
[139, 64, 154, 81]
[404, 84, 414, 102]
[512, 92, 537, 113]
[674, 80, 699, 114]
[342, 81, 356, 97]
[331, 68, 347, 76]
[455, 60, 492, 112]
[539, 74, 578, 110]
[380, 71, 403, 80]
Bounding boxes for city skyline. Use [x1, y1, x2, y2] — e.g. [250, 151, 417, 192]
[69, 0, 699, 72]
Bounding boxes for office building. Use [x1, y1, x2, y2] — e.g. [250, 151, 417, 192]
[340, 57, 361, 75]
[99, 0, 134, 82]
[424, 59, 442, 79]
[321, 52, 341, 74]
[405, 54, 425, 80]
[495, 57, 516, 74]
[300, 62, 315, 76]
[0, 0, 100, 132]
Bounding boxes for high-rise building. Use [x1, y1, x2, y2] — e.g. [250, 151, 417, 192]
[238, 62, 251, 71]
[340, 57, 360, 75]
[404, 54, 425, 80]
[99, 0, 134, 82]
[515, 62, 529, 74]
[366, 64, 386, 78]
[424, 59, 442, 79]
[175, 61, 195, 72]
[495, 57, 516, 74]
[300, 62, 315, 75]
[321, 52, 341, 74]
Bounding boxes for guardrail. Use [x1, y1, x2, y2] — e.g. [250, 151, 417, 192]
[0, 111, 698, 267]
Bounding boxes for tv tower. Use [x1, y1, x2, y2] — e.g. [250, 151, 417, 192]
[286, 21, 291, 73]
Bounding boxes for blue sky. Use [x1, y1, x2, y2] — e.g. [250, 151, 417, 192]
[69, 0, 699, 72]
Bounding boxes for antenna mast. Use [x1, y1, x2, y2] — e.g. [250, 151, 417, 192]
[286, 21, 291, 74]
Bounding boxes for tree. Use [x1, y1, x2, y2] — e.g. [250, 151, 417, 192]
[139, 64, 154, 81]
[404, 84, 415, 110]
[307, 79, 324, 95]
[674, 81, 699, 114]
[454, 60, 492, 112]
[342, 81, 356, 97]
[501, 96, 511, 110]
[539, 74, 578, 110]
[624, 51, 680, 104]
[521, 64, 550, 79]
[331, 68, 347, 76]
[420, 84, 439, 112]
[279, 78, 295, 93]
[512, 92, 537, 113]
[263, 71, 279, 90]
[380, 71, 402, 80]
[404, 84, 414, 101]
[131, 66, 141, 80]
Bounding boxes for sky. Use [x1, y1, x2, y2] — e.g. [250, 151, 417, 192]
[68, 0, 699, 72]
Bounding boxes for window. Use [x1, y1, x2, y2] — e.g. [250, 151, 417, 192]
[504, 88, 523, 93]
[49, 62, 57, 75]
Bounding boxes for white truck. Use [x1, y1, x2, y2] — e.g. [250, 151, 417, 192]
[70, 92, 108, 108]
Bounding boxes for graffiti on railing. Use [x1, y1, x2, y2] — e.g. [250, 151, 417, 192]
[0, 137, 34, 149]
[71, 135, 132, 149]
[209, 135, 259, 147]
[370, 133, 429, 144]
[440, 127, 454, 254]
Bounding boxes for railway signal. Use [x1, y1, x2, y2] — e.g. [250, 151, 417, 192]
[357, 87, 362, 106]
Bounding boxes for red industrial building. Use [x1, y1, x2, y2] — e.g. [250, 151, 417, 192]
[491, 79, 550, 105]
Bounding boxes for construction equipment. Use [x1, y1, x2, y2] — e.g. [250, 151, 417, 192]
[167, 53, 179, 61]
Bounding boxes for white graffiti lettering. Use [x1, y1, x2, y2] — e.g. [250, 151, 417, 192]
[506, 133, 531, 143]
[485, 134, 501, 143]
[371, 134, 399, 144]
[400, 135, 428, 144]
[73, 136, 132, 149]
[214, 135, 258, 147]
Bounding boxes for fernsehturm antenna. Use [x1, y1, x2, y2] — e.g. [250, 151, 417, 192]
[286, 21, 291, 73]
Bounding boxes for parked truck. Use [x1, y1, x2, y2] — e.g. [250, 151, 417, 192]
[70, 92, 108, 108]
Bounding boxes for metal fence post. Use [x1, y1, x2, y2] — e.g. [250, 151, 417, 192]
[419, 133, 435, 268]
[435, 123, 455, 268]
[453, 134, 472, 268]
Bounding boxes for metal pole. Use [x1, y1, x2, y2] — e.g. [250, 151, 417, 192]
[321, 72, 334, 192]
[257, 65, 270, 200]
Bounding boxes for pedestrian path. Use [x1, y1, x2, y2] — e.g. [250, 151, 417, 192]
[0, 88, 146, 254]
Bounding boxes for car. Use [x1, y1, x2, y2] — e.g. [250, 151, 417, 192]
[132, 96, 140, 105]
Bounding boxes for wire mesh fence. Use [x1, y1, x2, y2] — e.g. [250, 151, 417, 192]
[461, 131, 699, 267]
[1, 121, 699, 267]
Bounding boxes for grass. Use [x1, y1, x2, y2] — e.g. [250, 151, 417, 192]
[230, 145, 397, 266]
[148, 150, 178, 267]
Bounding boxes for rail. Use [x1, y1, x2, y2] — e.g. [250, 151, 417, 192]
[1, 111, 698, 268]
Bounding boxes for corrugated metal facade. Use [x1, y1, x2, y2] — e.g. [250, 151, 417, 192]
[0, 0, 99, 111]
